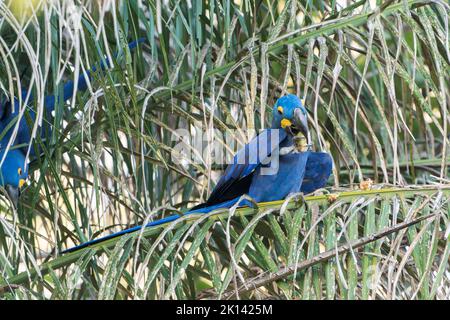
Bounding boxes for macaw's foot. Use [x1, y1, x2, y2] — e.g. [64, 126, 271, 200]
[290, 192, 307, 211]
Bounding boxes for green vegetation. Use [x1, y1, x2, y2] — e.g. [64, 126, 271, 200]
[0, 0, 449, 299]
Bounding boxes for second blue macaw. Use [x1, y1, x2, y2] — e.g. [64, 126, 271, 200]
[64, 94, 333, 253]
[0, 38, 146, 205]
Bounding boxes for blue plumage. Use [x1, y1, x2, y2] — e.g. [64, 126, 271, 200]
[0, 36, 333, 253]
[0, 38, 147, 204]
[300, 151, 333, 194]
[0, 149, 28, 187]
[63, 93, 333, 253]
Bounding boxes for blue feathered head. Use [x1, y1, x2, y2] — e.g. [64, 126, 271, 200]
[272, 94, 308, 137]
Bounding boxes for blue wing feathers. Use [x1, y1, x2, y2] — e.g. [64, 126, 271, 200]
[199, 129, 287, 207]
[300, 152, 333, 194]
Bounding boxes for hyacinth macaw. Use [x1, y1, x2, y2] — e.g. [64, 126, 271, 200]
[0, 38, 146, 206]
[64, 94, 333, 253]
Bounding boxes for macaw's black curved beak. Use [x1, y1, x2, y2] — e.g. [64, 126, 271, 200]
[5, 184, 19, 208]
[293, 108, 310, 138]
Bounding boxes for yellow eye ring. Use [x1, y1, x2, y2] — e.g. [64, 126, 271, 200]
[277, 106, 283, 114]
[18, 168, 22, 175]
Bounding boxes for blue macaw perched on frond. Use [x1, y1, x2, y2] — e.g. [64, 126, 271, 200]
[0, 38, 146, 206]
[64, 94, 333, 253]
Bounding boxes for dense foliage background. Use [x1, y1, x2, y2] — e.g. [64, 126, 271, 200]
[0, 0, 449, 299]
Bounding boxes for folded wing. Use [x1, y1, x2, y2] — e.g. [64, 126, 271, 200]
[193, 129, 287, 209]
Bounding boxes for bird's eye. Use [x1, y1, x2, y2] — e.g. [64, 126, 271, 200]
[277, 106, 283, 114]
[18, 168, 22, 175]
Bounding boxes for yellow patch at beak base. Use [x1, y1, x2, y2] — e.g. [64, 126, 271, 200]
[280, 119, 292, 129]
[19, 179, 25, 188]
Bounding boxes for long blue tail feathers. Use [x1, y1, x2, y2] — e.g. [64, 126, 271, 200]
[62, 197, 241, 254]
[57, 39, 334, 255]
[62, 213, 181, 254]
[51, 37, 147, 110]
[13, 37, 147, 158]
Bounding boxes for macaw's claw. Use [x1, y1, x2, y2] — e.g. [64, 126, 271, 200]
[293, 192, 307, 209]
